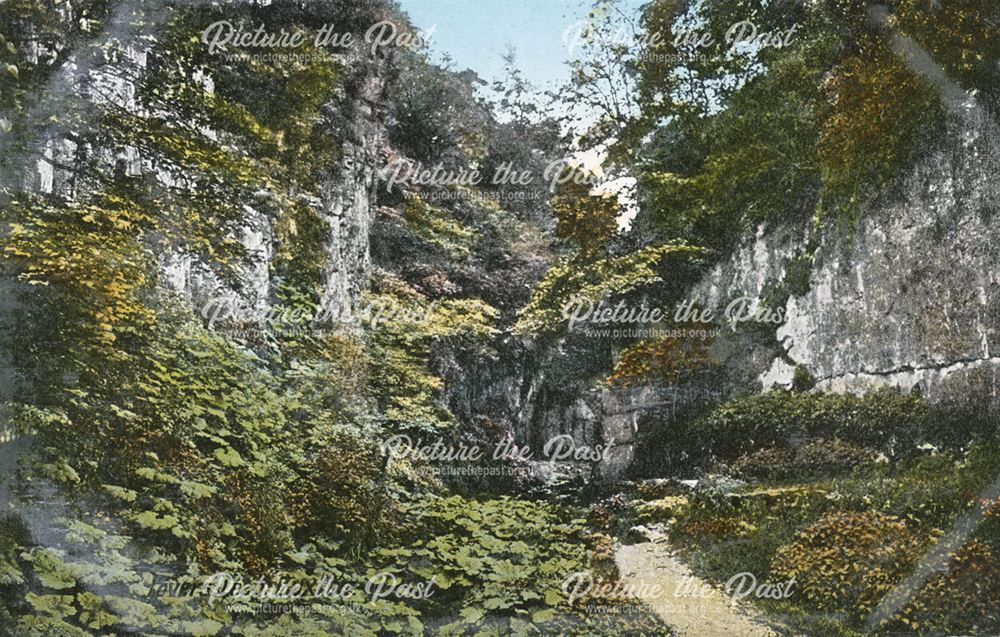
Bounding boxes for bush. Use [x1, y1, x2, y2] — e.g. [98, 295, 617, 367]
[678, 516, 757, 540]
[831, 442, 1000, 531]
[694, 389, 939, 461]
[980, 495, 1000, 550]
[887, 540, 1000, 635]
[633, 496, 689, 526]
[771, 511, 928, 618]
[294, 429, 394, 550]
[632, 478, 684, 500]
[732, 438, 878, 480]
[0, 514, 30, 635]
[731, 447, 796, 477]
[587, 493, 632, 534]
[366, 495, 671, 634]
[791, 363, 816, 391]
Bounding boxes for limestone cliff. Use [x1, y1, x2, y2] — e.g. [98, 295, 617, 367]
[694, 108, 1000, 411]
[158, 41, 389, 319]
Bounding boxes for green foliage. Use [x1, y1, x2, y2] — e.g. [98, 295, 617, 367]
[817, 43, 945, 223]
[772, 511, 928, 618]
[393, 496, 591, 622]
[364, 277, 499, 433]
[0, 0, 113, 163]
[1, 1, 348, 304]
[388, 52, 491, 165]
[0, 1, 394, 576]
[691, 389, 946, 461]
[377, 496, 669, 635]
[632, 495, 689, 527]
[667, 483, 832, 586]
[892, 0, 1000, 110]
[402, 196, 476, 261]
[551, 180, 620, 256]
[692, 34, 834, 233]
[144, 4, 344, 184]
[5, 307, 357, 568]
[886, 540, 1000, 636]
[628, 1, 828, 246]
[0, 493, 668, 636]
[3, 194, 158, 349]
[14, 1, 997, 636]
[732, 438, 877, 480]
[0, 2, 677, 636]
[770, 504, 1000, 634]
[514, 241, 707, 336]
[6, 143, 390, 582]
[835, 442, 1000, 531]
[658, 435, 1000, 636]
[784, 252, 814, 299]
[294, 429, 396, 549]
[624, 0, 965, 252]
[790, 364, 815, 392]
[607, 333, 714, 388]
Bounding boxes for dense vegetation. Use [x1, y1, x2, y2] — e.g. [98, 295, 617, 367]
[549, 1, 999, 631]
[625, 390, 1000, 636]
[0, 0, 668, 634]
[1, 0, 998, 635]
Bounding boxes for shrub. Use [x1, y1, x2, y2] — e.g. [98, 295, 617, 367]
[797, 438, 877, 468]
[678, 516, 757, 540]
[666, 483, 835, 586]
[979, 495, 1000, 549]
[732, 438, 877, 480]
[0, 514, 30, 634]
[0, 493, 672, 636]
[771, 511, 928, 618]
[791, 363, 815, 391]
[634, 496, 689, 526]
[694, 389, 937, 461]
[731, 446, 796, 477]
[366, 495, 671, 634]
[888, 540, 1000, 635]
[633, 478, 683, 500]
[832, 442, 1000, 531]
[784, 254, 814, 299]
[294, 429, 393, 550]
[587, 493, 631, 533]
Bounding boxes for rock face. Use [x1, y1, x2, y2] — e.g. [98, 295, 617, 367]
[7, 7, 995, 486]
[693, 108, 1000, 411]
[315, 51, 389, 323]
[1, 17, 390, 404]
[158, 203, 276, 315]
[441, 339, 611, 472]
[596, 108, 1000, 480]
[159, 44, 389, 320]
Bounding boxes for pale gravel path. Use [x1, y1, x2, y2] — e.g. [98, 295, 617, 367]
[615, 529, 780, 637]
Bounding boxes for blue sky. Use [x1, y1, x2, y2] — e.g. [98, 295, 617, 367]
[396, 0, 644, 92]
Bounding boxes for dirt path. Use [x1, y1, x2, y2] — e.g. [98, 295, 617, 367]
[615, 528, 779, 637]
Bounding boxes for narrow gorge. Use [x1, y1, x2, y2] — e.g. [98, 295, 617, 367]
[1, 1, 998, 636]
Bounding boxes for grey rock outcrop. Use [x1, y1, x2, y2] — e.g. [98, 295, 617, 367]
[315, 50, 389, 323]
[160, 44, 390, 319]
[694, 108, 1000, 411]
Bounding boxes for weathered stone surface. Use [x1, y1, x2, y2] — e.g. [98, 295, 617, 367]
[315, 48, 389, 322]
[158, 202, 276, 314]
[160, 44, 390, 320]
[693, 108, 1000, 413]
[603, 108, 1000, 480]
